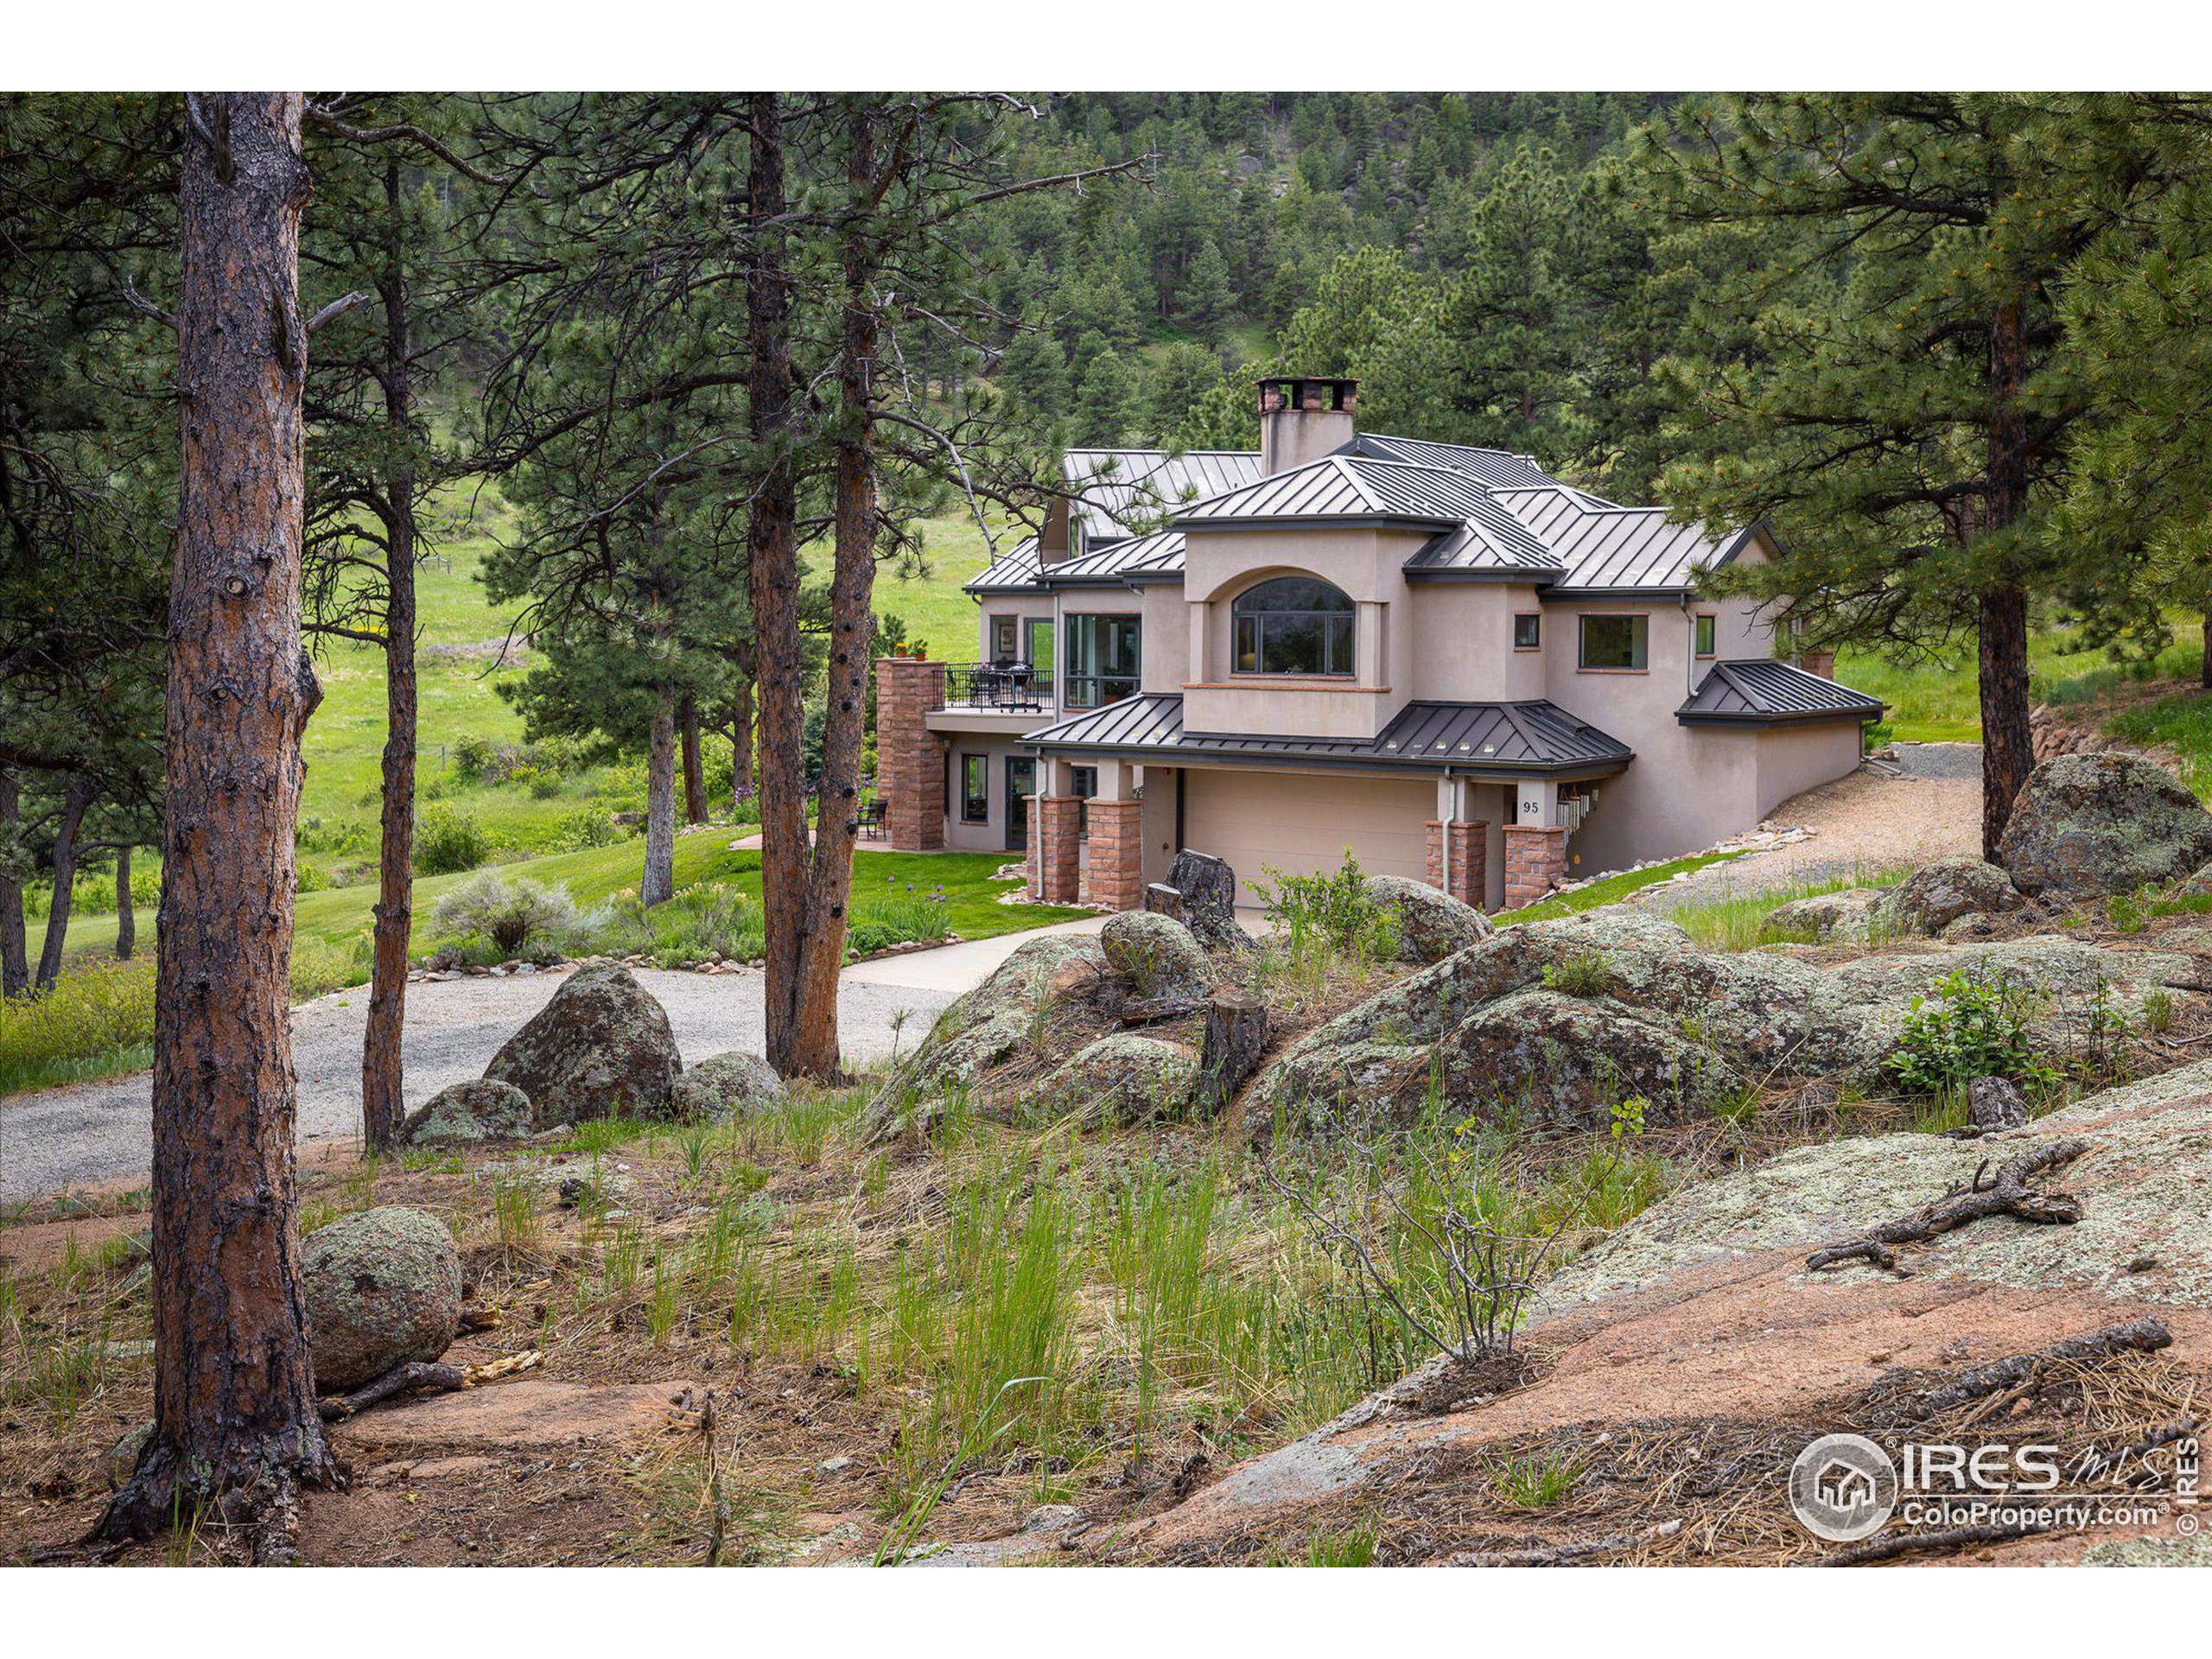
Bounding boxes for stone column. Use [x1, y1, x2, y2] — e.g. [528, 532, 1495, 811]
[1424, 819, 1488, 909]
[1086, 798, 1145, 912]
[1503, 824, 1569, 909]
[1037, 794, 1083, 904]
[874, 657, 947, 852]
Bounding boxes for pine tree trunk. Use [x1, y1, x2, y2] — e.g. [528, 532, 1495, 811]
[362, 156, 418, 1154]
[96, 91, 339, 1558]
[779, 98, 883, 1082]
[731, 677, 754, 817]
[32, 772, 93, 990]
[114, 845, 135, 962]
[680, 693, 707, 823]
[1979, 300, 2035, 861]
[0, 772, 28, 997]
[643, 689, 677, 907]
[2201, 608, 2210, 691]
[742, 93, 810, 1073]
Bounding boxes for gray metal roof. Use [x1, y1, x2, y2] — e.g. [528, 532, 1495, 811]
[1027, 693, 1631, 778]
[964, 535, 1044, 595]
[1342, 433, 1565, 492]
[1175, 454, 1538, 533]
[1038, 527, 1185, 586]
[1487, 487, 1747, 594]
[1065, 448, 1266, 537]
[1676, 659, 1885, 727]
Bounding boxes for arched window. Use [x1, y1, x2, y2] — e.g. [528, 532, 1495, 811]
[1232, 575, 1355, 677]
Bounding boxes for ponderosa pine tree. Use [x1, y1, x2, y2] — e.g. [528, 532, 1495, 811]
[98, 90, 339, 1557]
[1638, 93, 2167, 856]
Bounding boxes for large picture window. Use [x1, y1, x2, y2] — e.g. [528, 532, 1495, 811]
[1578, 613, 1649, 671]
[1064, 613, 1141, 709]
[1232, 576, 1355, 677]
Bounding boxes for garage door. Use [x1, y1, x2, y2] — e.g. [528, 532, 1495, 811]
[1179, 767, 1435, 906]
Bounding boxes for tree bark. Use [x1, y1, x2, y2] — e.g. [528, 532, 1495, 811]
[776, 99, 884, 1082]
[114, 845, 135, 962]
[362, 155, 419, 1155]
[0, 771, 28, 996]
[642, 687, 677, 907]
[679, 692, 707, 824]
[1978, 300, 2036, 861]
[2202, 607, 2210, 691]
[32, 772, 94, 990]
[732, 674, 754, 814]
[96, 91, 339, 1558]
[742, 93, 811, 1074]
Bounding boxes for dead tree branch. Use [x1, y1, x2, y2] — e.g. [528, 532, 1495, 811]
[1805, 1139, 2090, 1275]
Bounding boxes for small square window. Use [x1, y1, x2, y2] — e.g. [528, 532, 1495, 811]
[1694, 614, 1717, 658]
[1513, 613, 1541, 651]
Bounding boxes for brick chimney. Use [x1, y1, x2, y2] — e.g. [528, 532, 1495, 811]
[1258, 376, 1357, 476]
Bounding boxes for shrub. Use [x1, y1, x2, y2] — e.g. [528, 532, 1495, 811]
[415, 805, 493, 875]
[433, 871, 581, 955]
[1256, 849, 1401, 965]
[1886, 968, 2060, 1094]
[550, 806, 625, 852]
[849, 880, 951, 957]
[1540, 950, 1616, 998]
[0, 960, 158, 1094]
[650, 885, 765, 963]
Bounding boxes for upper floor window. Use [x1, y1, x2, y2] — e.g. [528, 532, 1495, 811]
[1232, 576, 1355, 677]
[1694, 613, 1717, 658]
[1579, 613, 1649, 671]
[1513, 613, 1541, 651]
[1065, 613, 1141, 709]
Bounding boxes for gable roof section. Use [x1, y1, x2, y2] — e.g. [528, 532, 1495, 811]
[1039, 528, 1186, 586]
[1676, 659, 1885, 727]
[1344, 432, 1564, 492]
[1065, 448, 1266, 538]
[1026, 693, 1631, 779]
[965, 535, 1044, 596]
[1485, 486, 1748, 594]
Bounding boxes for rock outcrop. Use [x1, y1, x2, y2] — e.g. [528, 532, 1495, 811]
[671, 1052, 786, 1122]
[1262, 908, 2201, 1130]
[484, 961, 681, 1127]
[302, 1206, 464, 1392]
[396, 1078, 535, 1147]
[1035, 1033, 1199, 1122]
[1884, 856, 2026, 935]
[1364, 874, 1494, 963]
[870, 932, 1109, 1118]
[1759, 887, 1890, 944]
[1998, 752, 2212, 900]
[1100, 911, 1212, 1000]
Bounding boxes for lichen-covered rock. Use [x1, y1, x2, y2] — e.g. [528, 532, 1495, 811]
[671, 1051, 786, 1122]
[397, 1077, 534, 1147]
[302, 1206, 463, 1392]
[1759, 887, 1888, 944]
[871, 932, 1108, 1111]
[107, 1421, 154, 1491]
[1885, 857, 2025, 935]
[1998, 752, 2212, 900]
[1363, 874, 1494, 963]
[1101, 911, 1212, 999]
[2180, 861, 2212, 899]
[484, 961, 681, 1128]
[1259, 909, 2201, 1128]
[1035, 1033, 1198, 1122]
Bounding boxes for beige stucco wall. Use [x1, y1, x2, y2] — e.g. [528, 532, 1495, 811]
[1179, 766, 1435, 906]
[1408, 582, 1550, 703]
[969, 594, 1052, 666]
[1754, 721, 1867, 818]
[940, 734, 1029, 855]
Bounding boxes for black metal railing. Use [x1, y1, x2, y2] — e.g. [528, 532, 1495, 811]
[1062, 674, 1140, 710]
[943, 661, 1052, 712]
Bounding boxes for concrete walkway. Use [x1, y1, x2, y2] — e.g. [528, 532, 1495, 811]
[843, 914, 1108, 991]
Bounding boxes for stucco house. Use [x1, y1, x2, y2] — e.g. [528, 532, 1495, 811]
[874, 377, 1880, 912]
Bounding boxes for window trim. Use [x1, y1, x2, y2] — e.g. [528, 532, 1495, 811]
[1694, 613, 1718, 658]
[1576, 611, 1650, 674]
[958, 752, 990, 824]
[1512, 613, 1542, 652]
[1230, 575, 1357, 679]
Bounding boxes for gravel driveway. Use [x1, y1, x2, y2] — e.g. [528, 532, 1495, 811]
[0, 967, 956, 1204]
[1635, 747, 1983, 917]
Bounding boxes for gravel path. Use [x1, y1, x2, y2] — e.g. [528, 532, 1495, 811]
[0, 967, 957, 1204]
[1635, 748, 1983, 917]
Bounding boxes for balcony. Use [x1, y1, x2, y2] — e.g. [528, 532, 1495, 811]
[943, 661, 1052, 713]
[1062, 674, 1141, 711]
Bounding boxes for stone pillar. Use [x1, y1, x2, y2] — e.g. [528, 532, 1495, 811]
[1037, 795, 1083, 904]
[1503, 824, 1569, 909]
[1086, 798, 1145, 912]
[874, 657, 946, 852]
[1425, 819, 1488, 909]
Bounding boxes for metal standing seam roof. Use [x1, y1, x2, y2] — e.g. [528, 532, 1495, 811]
[1037, 527, 1185, 586]
[1342, 432, 1564, 492]
[1675, 659, 1886, 726]
[965, 535, 1045, 594]
[1064, 448, 1268, 537]
[1024, 693, 1633, 777]
[1484, 487, 1747, 593]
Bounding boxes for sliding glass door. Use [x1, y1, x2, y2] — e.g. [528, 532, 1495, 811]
[1064, 613, 1140, 709]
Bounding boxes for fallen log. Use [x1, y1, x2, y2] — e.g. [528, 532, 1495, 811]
[1806, 1140, 2089, 1275]
[1868, 1318, 2172, 1428]
[1444, 1517, 1682, 1567]
[319, 1347, 545, 1421]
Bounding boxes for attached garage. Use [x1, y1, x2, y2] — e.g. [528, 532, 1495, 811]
[1179, 766, 1435, 906]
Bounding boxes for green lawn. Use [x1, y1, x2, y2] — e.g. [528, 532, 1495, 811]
[1494, 850, 1747, 925]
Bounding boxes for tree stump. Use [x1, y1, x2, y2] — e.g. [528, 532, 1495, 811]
[1196, 987, 1268, 1115]
[1147, 849, 1252, 953]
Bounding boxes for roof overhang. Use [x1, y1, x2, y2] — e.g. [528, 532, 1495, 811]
[1025, 737, 1631, 784]
[1676, 707, 1885, 730]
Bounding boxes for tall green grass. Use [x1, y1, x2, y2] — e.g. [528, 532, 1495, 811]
[1667, 866, 1909, 953]
[0, 962, 158, 1095]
